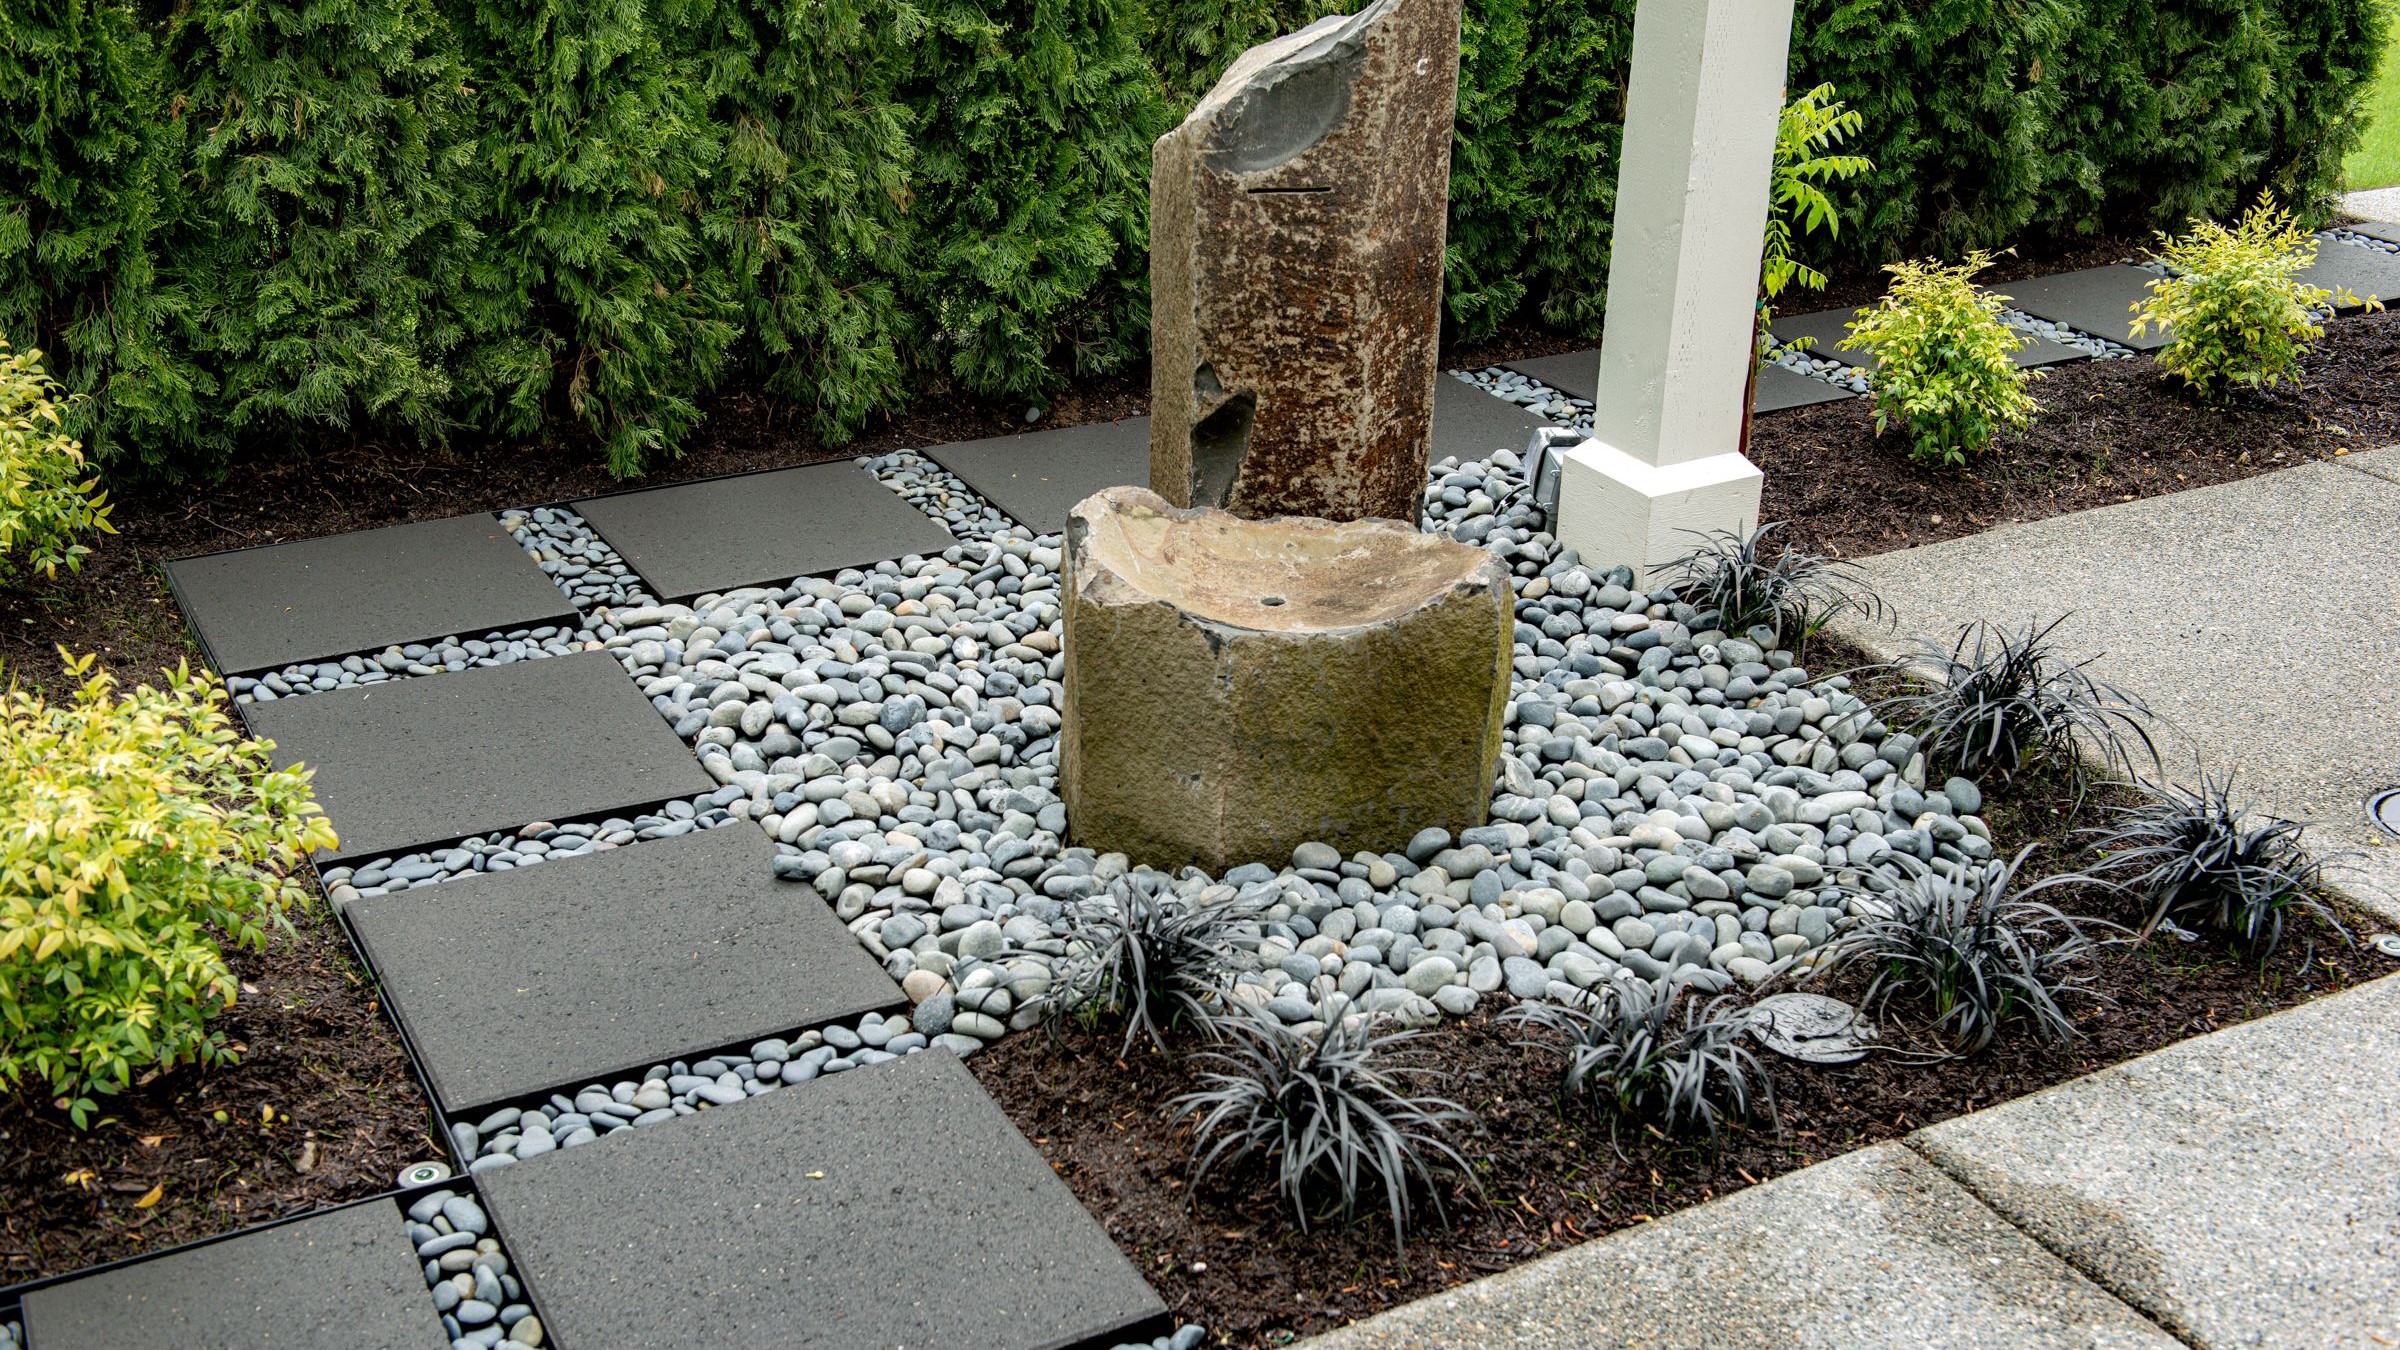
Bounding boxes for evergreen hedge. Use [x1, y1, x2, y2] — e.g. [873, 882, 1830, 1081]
[0, 0, 2385, 479]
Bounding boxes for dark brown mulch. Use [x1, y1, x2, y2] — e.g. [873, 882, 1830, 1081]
[1752, 307, 2400, 560]
[0, 897, 435, 1286]
[972, 901, 2385, 1349]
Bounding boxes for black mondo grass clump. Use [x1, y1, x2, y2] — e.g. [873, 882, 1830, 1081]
[2078, 775, 2343, 956]
[1828, 848, 2108, 1056]
[1506, 979, 1774, 1140]
[1870, 616, 2158, 806]
[1659, 521, 1888, 653]
[1040, 875, 1268, 1055]
[1170, 1005, 1477, 1247]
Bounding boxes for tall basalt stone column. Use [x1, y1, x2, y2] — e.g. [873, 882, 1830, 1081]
[1148, 0, 1463, 524]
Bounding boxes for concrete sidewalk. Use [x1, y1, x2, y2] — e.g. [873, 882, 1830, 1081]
[1299, 974, 2400, 1349]
[1834, 448, 2400, 926]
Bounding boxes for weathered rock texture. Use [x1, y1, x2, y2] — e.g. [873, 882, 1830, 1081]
[1149, 0, 1463, 524]
[1061, 486, 1509, 872]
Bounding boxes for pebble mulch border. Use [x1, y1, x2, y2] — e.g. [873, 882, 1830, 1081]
[402, 1188, 548, 1349]
[318, 790, 745, 902]
[2329, 226, 2400, 257]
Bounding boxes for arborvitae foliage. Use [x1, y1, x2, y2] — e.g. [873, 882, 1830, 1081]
[1791, 0, 2071, 264]
[1470, 0, 1633, 338]
[902, 0, 1172, 407]
[448, 0, 738, 477]
[1439, 0, 1533, 342]
[161, 0, 477, 474]
[0, 0, 199, 466]
[2039, 0, 2391, 240]
[1143, 0, 1327, 105]
[697, 0, 921, 445]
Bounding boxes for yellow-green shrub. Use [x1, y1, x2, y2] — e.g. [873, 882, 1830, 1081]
[2132, 197, 2374, 398]
[0, 652, 336, 1126]
[1842, 252, 2043, 468]
[0, 338, 112, 580]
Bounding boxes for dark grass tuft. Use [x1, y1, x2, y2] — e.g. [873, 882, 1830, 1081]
[1038, 875, 1267, 1055]
[1171, 1004, 1477, 1248]
[1658, 520, 1888, 655]
[1505, 978, 1775, 1139]
[2075, 774, 2344, 956]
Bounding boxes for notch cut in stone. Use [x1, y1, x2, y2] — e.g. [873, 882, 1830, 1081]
[1061, 486, 1510, 872]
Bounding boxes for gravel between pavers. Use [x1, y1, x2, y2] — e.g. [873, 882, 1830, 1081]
[2, 1313, 18, 1348]
[402, 1188, 546, 1349]
[2331, 227, 2400, 257]
[318, 792, 742, 901]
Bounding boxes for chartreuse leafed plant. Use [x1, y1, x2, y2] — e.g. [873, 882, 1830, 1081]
[1659, 520, 1885, 654]
[1869, 616, 2158, 807]
[1172, 1004, 1476, 1246]
[1842, 251, 2043, 467]
[1827, 848, 2106, 1056]
[1760, 82, 1872, 309]
[1506, 979, 1772, 1139]
[0, 338, 112, 579]
[2078, 774, 2341, 956]
[0, 653, 336, 1126]
[2133, 197, 2376, 399]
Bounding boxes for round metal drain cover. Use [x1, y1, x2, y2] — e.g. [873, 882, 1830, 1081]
[398, 1159, 453, 1188]
[2370, 787, 2400, 840]
[1746, 992, 1877, 1065]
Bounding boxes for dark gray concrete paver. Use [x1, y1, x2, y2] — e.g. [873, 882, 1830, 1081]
[1771, 305, 2086, 370]
[925, 417, 1151, 534]
[1995, 264, 2168, 350]
[1501, 350, 1599, 402]
[20, 1197, 444, 1350]
[1432, 374, 1555, 464]
[2302, 237, 2400, 312]
[1830, 460, 2400, 925]
[1914, 974, 2400, 1350]
[348, 823, 902, 1115]
[1753, 360, 1855, 412]
[166, 514, 575, 675]
[1296, 1144, 2173, 1350]
[478, 1049, 1167, 1350]
[2349, 220, 2400, 245]
[572, 461, 957, 601]
[1502, 350, 1857, 415]
[244, 651, 713, 864]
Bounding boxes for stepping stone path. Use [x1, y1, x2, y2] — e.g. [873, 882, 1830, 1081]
[1768, 305, 2087, 372]
[346, 823, 904, 1116]
[2301, 235, 2400, 313]
[926, 416, 1152, 535]
[1997, 263, 2171, 351]
[19, 1197, 446, 1349]
[572, 460, 957, 602]
[244, 650, 713, 863]
[475, 1050, 1167, 1349]
[166, 513, 576, 675]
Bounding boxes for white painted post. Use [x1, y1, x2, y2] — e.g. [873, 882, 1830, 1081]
[1552, 0, 1793, 581]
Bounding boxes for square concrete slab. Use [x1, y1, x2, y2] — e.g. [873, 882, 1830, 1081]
[1501, 350, 1599, 403]
[1830, 461, 2400, 925]
[1295, 1143, 2174, 1350]
[166, 514, 575, 675]
[1433, 374, 1555, 462]
[1994, 264, 2167, 350]
[20, 1197, 444, 1350]
[2348, 221, 2400, 246]
[924, 417, 1151, 534]
[243, 651, 714, 864]
[1913, 975, 2400, 1350]
[1771, 306, 2087, 371]
[348, 823, 902, 1115]
[2302, 237, 2400, 313]
[1753, 361, 1855, 413]
[478, 1050, 1168, 1350]
[573, 461, 957, 601]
